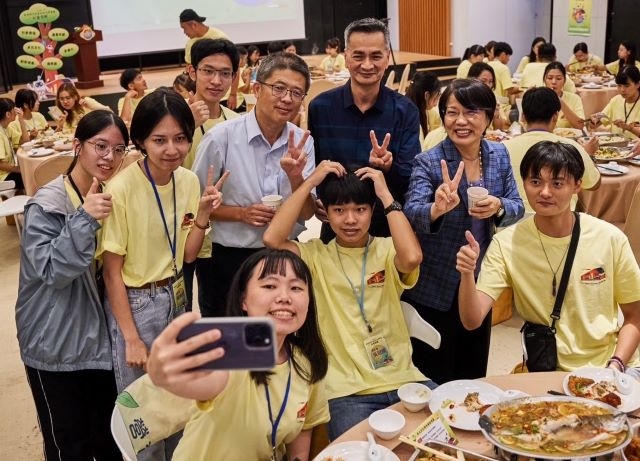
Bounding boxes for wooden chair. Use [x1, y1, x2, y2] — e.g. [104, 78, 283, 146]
[384, 70, 396, 89]
[623, 182, 640, 264]
[33, 155, 74, 192]
[397, 64, 411, 95]
[301, 80, 339, 130]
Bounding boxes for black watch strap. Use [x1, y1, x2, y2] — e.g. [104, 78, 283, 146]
[384, 200, 402, 215]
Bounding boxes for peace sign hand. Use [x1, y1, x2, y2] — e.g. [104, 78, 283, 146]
[197, 166, 229, 221]
[280, 130, 310, 179]
[432, 159, 464, 219]
[368, 130, 393, 173]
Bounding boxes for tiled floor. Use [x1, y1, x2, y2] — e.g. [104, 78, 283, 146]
[0, 215, 521, 458]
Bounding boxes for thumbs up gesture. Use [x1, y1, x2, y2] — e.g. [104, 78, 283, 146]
[456, 230, 480, 274]
[82, 177, 113, 220]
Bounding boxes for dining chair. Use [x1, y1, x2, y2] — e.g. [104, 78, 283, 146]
[623, 182, 640, 264]
[33, 155, 74, 192]
[110, 407, 137, 461]
[0, 180, 17, 199]
[400, 301, 441, 349]
[384, 69, 396, 89]
[301, 80, 339, 129]
[0, 195, 31, 241]
[397, 64, 411, 95]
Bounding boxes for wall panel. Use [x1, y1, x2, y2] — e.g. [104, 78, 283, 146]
[398, 0, 451, 56]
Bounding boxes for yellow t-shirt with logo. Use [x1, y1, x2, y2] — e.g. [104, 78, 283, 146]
[97, 162, 201, 287]
[296, 237, 425, 400]
[173, 356, 329, 461]
[478, 214, 640, 371]
[7, 112, 48, 148]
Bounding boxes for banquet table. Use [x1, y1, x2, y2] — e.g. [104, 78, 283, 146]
[578, 163, 640, 224]
[327, 372, 569, 460]
[577, 85, 619, 117]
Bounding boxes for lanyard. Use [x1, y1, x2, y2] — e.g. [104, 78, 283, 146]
[143, 157, 178, 276]
[624, 95, 640, 124]
[336, 237, 373, 333]
[67, 175, 86, 204]
[264, 360, 291, 459]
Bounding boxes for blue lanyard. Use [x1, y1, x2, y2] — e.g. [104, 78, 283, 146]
[336, 237, 373, 333]
[264, 360, 291, 457]
[143, 157, 178, 276]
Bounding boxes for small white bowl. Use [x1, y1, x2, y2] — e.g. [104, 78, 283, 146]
[397, 382, 431, 412]
[368, 409, 405, 440]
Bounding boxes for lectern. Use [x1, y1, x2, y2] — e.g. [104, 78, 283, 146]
[70, 29, 104, 89]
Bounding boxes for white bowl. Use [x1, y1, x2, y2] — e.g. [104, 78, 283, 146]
[581, 75, 603, 84]
[397, 382, 431, 412]
[368, 409, 405, 440]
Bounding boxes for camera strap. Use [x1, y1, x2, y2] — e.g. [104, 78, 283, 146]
[549, 212, 580, 333]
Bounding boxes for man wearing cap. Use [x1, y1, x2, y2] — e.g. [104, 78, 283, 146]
[180, 9, 228, 65]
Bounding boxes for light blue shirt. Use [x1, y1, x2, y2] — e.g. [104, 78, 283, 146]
[193, 110, 315, 248]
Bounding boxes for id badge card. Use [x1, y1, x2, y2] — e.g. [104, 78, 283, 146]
[364, 335, 394, 369]
[171, 273, 187, 312]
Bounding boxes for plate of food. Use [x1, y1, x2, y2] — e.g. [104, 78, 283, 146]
[594, 146, 632, 161]
[428, 380, 504, 431]
[553, 127, 582, 138]
[597, 134, 630, 146]
[628, 156, 640, 166]
[484, 130, 509, 142]
[313, 441, 400, 461]
[563, 367, 640, 412]
[28, 148, 55, 158]
[479, 395, 632, 460]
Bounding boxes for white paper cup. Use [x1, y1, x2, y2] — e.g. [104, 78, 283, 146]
[467, 186, 489, 212]
[261, 194, 283, 209]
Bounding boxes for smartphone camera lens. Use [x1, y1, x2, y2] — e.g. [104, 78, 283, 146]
[245, 323, 272, 348]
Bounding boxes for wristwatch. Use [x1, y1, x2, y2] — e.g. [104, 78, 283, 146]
[495, 200, 505, 218]
[384, 200, 403, 216]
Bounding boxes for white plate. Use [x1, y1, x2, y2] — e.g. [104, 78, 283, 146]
[428, 380, 504, 431]
[29, 148, 55, 157]
[563, 366, 640, 412]
[553, 127, 582, 138]
[583, 84, 603, 89]
[628, 156, 640, 166]
[313, 441, 400, 461]
[598, 164, 629, 175]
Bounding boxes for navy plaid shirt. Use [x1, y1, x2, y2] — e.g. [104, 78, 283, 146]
[403, 137, 524, 312]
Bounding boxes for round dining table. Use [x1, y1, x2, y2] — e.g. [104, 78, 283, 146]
[577, 85, 619, 117]
[325, 371, 636, 460]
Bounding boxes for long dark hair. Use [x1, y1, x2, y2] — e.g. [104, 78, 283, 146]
[528, 37, 546, 63]
[56, 83, 82, 127]
[462, 44, 485, 61]
[617, 41, 637, 75]
[405, 71, 441, 135]
[226, 249, 328, 386]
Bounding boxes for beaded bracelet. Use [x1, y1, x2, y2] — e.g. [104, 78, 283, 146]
[606, 355, 626, 372]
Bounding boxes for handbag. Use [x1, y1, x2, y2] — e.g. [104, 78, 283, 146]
[521, 213, 580, 372]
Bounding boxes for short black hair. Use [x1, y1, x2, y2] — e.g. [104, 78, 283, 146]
[317, 170, 376, 207]
[573, 42, 589, 54]
[344, 18, 390, 50]
[493, 42, 513, 57]
[15, 89, 38, 111]
[468, 62, 496, 89]
[191, 38, 240, 73]
[520, 141, 585, 182]
[538, 43, 557, 62]
[438, 78, 496, 124]
[325, 37, 341, 50]
[267, 40, 285, 54]
[521, 87, 560, 124]
[119, 68, 141, 90]
[0, 97, 15, 119]
[615, 64, 640, 85]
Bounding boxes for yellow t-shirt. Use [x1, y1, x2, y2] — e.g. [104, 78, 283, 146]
[502, 131, 600, 213]
[60, 97, 110, 133]
[419, 108, 442, 146]
[7, 112, 48, 148]
[515, 55, 530, 75]
[567, 54, 603, 72]
[601, 95, 640, 139]
[0, 128, 15, 182]
[97, 162, 201, 287]
[422, 126, 447, 151]
[296, 237, 425, 400]
[477, 214, 640, 371]
[184, 27, 229, 65]
[319, 54, 346, 73]
[173, 356, 329, 461]
[521, 62, 576, 93]
[557, 91, 585, 128]
[489, 60, 514, 98]
[117, 89, 153, 118]
[605, 60, 640, 76]
[456, 59, 472, 79]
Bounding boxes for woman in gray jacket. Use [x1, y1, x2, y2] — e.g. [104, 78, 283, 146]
[15, 110, 128, 460]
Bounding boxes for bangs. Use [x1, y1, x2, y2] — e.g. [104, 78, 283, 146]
[256, 250, 312, 286]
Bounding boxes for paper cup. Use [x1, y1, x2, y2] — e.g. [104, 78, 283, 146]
[261, 194, 283, 209]
[467, 186, 489, 212]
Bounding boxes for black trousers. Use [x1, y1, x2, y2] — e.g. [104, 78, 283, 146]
[183, 256, 216, 313]
[407, 293, 492, 384]
[24, 366, 122, 461]
[199, 244, 262, 317]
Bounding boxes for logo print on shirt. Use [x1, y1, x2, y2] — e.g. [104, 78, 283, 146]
[181, 212, 195, 229]
[296, 401, 308, 422]
[367, 270, 385, 287]
[580, 267, 606, 283]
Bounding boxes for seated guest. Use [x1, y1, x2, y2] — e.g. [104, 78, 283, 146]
[543, 62, 585, 129]
[520, 43, 576, 93]
[0, 98, 23, 189]
[283, 40, 297, 55]
[456, 44, 485, 78]
[267, 40, 285, 54]
[55, 83, 111, 133]
[147, 249, 329, 461]
[468, 62, 510, 131]
[8, 89, 47, 147]
[172, 72, 196, 100]
[590, 65, 640, 139]
[488, 42, 520, 99]
[319, 37, 346, 73]
[222, 45, 249, 110]
[567, 42, 602, 73]
[264, 164, 432, 440]
[600, 40, 640, 76]
[456, 141, 640, 372]
[516, 36, 546, 74]
[117, 68, 151, 123]
[192, 52, 316, 317]
[484, 40, 496, 62]
[405, 71, 441, 144]
[503, 87, 600, 214]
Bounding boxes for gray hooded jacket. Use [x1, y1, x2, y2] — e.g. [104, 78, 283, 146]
[15, 176, 112, 371]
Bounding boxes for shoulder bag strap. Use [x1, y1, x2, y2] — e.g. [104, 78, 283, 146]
[550, 212, 580, 332]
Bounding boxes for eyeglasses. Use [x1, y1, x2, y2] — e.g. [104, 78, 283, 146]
[444, 109, 484, 121]
[196, 67, 234, 80]
[86, 140, 128, 157]
[257, 81, 306, 102]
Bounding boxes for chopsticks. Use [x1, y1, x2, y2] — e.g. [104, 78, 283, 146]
[399, 436, 461, 461]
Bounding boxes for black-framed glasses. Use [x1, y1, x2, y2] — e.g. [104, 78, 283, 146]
[85, 140, 128, 157]
[196, 67, 234, 80]
[257, 81, 306, 102]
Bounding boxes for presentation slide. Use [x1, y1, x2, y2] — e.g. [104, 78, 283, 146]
[90, 0, 305, 57]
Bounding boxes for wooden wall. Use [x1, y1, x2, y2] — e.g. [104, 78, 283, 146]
[398, 0, 451, 56]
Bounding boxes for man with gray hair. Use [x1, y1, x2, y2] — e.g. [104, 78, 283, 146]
[192, 52, 316, 316]
[309, 17, 421, 240]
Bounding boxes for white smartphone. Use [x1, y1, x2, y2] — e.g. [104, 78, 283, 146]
[48, 106, 63, 120]
[177, 317, 277, 371]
